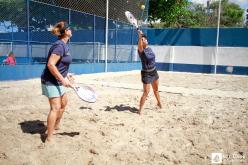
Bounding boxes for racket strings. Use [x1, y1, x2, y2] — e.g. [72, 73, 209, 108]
[74, 86, 97, 103]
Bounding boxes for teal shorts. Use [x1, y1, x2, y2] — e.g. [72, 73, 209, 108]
[41, 83, 66, 98]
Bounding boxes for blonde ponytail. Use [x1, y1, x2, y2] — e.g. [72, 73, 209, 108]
[51, 27, 61, 36]
[51, 21, 69, 38]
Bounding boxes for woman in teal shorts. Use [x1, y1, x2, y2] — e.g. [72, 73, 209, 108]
[41, 21, 73, 143]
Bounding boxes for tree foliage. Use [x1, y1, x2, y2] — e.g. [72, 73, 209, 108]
[0, 0, 100, 32]
[149, 0, 189, 27]
[149, 0, 245, 28]
[215, 0, 244, 27]
[0, 0, 26, 31]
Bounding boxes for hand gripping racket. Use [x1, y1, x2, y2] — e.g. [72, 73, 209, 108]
[71, 85, 97, 103]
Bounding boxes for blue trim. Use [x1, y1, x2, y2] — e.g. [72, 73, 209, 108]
[156, 63, 248, 75]
[217, 65, 248, 75]
[156, 63, 212, 73]
[172, 63, 212, 73]
[156, 63, 170, 71]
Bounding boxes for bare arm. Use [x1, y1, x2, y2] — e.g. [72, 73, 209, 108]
[47, 54, 71, 87]
[138, 30, 143, 53]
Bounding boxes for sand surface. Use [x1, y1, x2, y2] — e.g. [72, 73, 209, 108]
[0, 71, 247, 165]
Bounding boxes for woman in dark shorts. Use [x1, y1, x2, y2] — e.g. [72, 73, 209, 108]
[137, 30, 162, 115]
[41, 21, 73, 143]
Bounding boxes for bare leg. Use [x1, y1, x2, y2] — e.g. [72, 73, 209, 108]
[54, 94, 68, 130]
[46, 97, 61, 143]
[138, 83, 150, 115]
[152, 79, 162, 108]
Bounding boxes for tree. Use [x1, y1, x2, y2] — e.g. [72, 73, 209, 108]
[148, 0, 245, 28]
[205, 0, 244, 27]
[0, 0, 26, 32]
[179, 2, 208, 27]
[0, 0, 102, 32]
[149, 0, 189, 28]
[220, 0, 244, 27]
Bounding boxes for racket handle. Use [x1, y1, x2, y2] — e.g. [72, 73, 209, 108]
[137, 29, 143, 35]
[70, 85, 76, 90]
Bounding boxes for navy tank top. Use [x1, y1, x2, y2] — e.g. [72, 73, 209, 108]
[41, 40, 72, 85]
[138, 47, 156, 71]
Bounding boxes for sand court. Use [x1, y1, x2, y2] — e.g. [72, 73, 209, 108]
[0, 71, 247, 164]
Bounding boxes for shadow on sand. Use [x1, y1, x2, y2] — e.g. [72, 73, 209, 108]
[19, 120, 80, 143]
[104, 104, 138, 113]
[19, 120, 47, 142]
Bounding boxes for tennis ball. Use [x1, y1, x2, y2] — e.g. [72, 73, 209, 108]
[141, 5, 145, 10]
[226, 66, 233, 73]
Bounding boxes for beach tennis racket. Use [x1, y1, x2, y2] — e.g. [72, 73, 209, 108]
[125, 11, 139, 30]
[72, 85, 97, 103]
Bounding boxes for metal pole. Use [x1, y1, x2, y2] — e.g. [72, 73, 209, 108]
[69, 9, 71, 27]
[10, 22, 13, 52]
[11, 22, 13, 51]
[114, 22, 117, 62]
[10, 42, 13, 52]
[26, 0, 31, 64]
[130, 26, 134, 62]
[105, 0, 109, 72]
[169, 46, 174, 72]
[68, 9, 71, 48]
[93, 15, 96, 63]
[214, 0, 221, 74]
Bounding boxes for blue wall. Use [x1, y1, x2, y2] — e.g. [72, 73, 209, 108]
[1, 28, 248, 46]
[0, 63, 141, 81]
[147, 28, 248, 47]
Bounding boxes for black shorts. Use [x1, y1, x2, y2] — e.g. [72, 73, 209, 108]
[141, 69, 159, 84]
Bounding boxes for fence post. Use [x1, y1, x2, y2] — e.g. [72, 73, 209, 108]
[11, 22, 14, 48]
[68, 8, 71, 58]
[114, 22, 117, 62]
[93, 15, 96, 63]
[131, 26, 134, 62]
[105, 0, 109, 72]
[26, 0, 31, 64]
[214, 0, 221, 74]
[169, 46, 174, 72]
